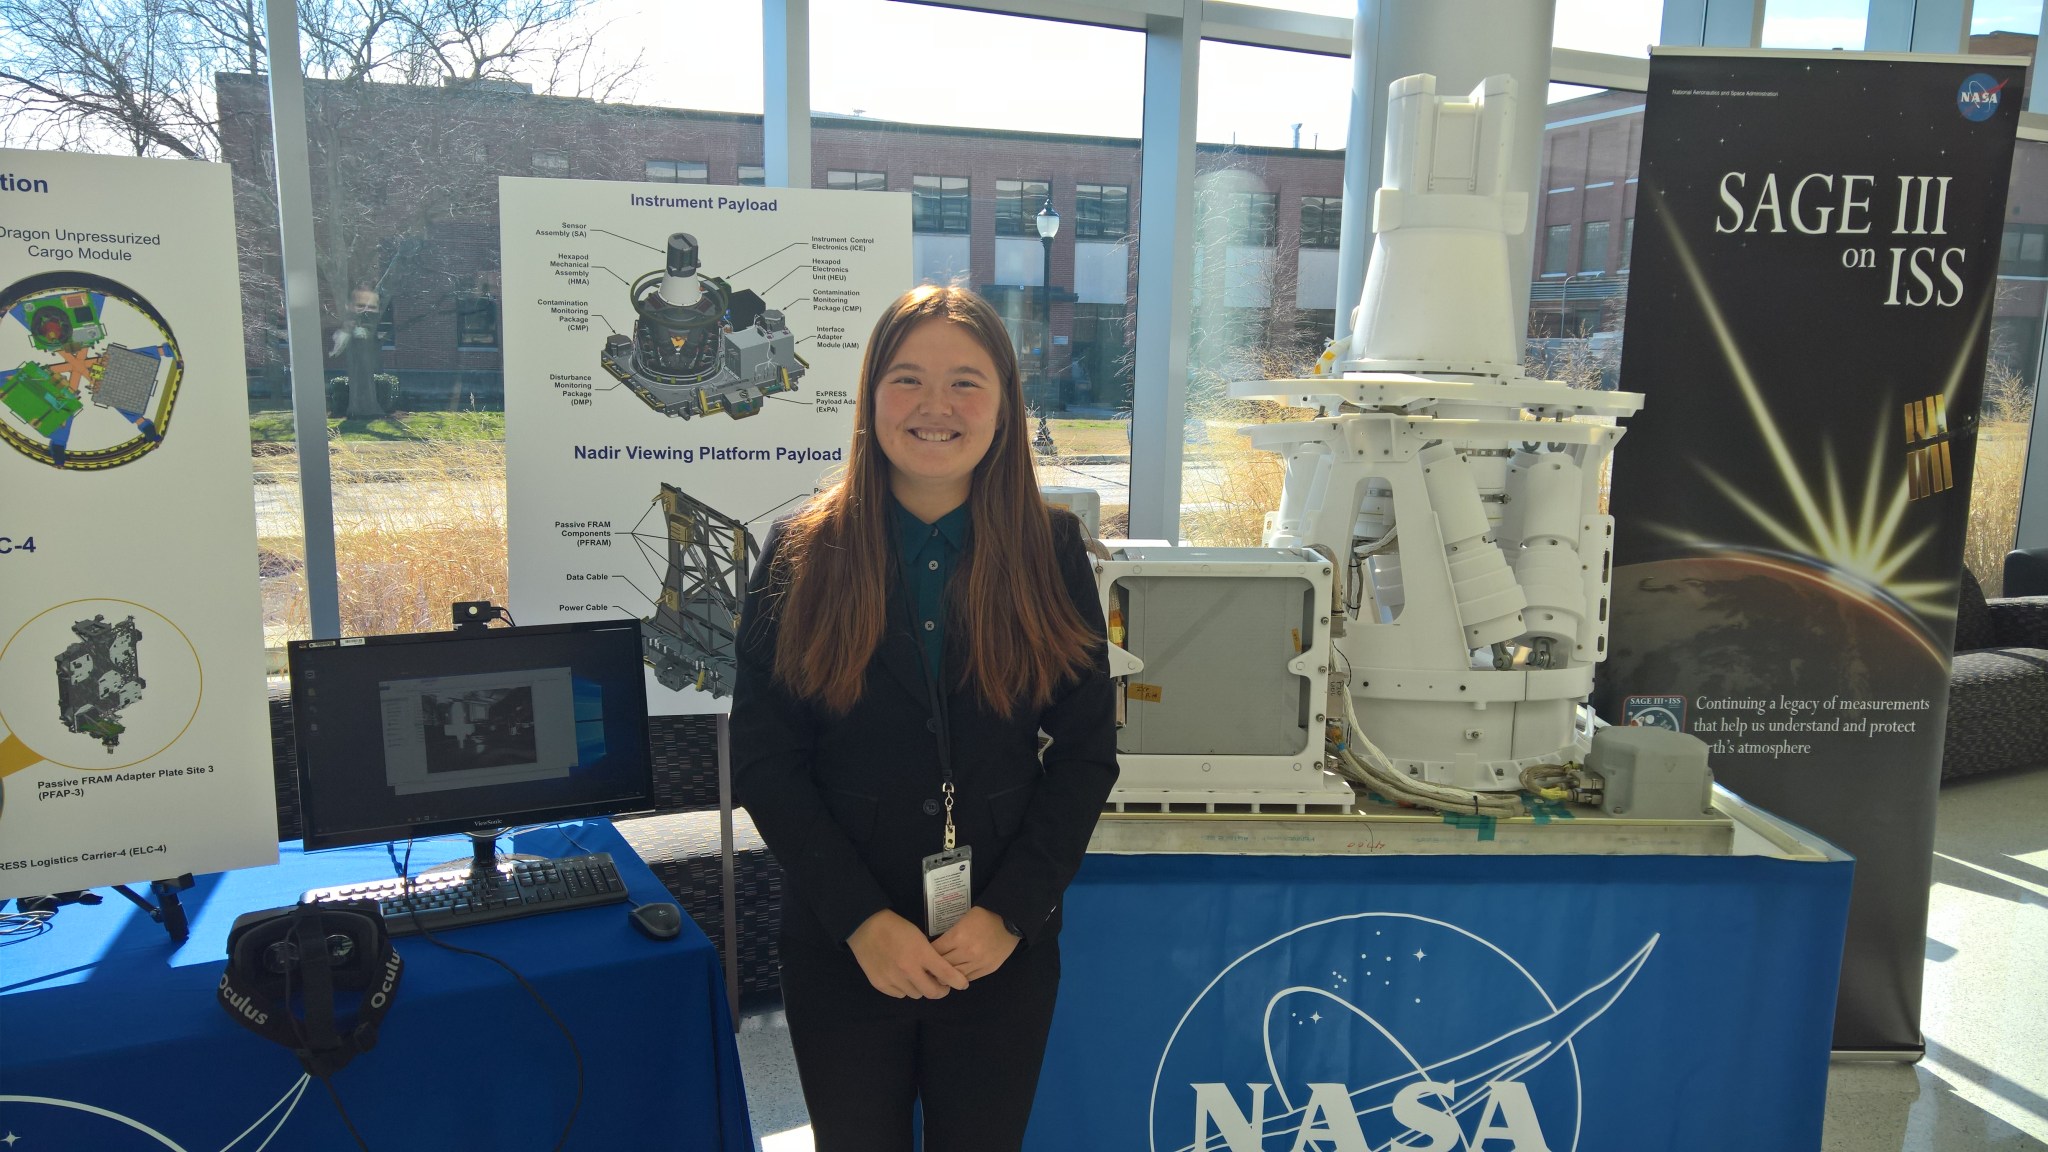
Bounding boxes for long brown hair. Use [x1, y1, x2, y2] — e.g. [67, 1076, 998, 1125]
[768, 285, 1097, 717]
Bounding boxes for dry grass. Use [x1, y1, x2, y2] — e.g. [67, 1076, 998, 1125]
[1180, 401, 1310, 547]
[1967, 429, 2028, 599]
[260, 439, 508, 642]
[1962, 368, 2032, 599]
[251, 375, 2030, 633]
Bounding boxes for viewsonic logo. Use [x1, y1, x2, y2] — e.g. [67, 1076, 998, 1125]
[1151, 914, 1658, 1152]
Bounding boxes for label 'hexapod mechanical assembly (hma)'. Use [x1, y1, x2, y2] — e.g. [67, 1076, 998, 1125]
[56, 613, 146, 752]
[599, 232, 807, 421]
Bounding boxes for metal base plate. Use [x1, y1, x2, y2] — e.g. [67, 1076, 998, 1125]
[1091, 785, 1737, 856]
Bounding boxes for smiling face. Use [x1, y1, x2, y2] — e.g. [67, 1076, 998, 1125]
[871, 317, 1007, 519]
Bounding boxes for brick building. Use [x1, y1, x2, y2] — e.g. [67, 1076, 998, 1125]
[221, 64, 2048, 409]
[217, 72, 1347, 414]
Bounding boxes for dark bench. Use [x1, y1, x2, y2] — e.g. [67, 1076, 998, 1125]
[266, 685, 784, 996]
[1946, 567, 2048, 782]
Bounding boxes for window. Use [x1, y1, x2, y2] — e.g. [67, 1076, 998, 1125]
[996, 179, 1053, 236]
[827, 169, 887, 192]
[1069, 302, 1134, 408]
[1582, 219, 1611, 274]
[377, 299, 397, 350]
[1622, 218, 1635, 270]
[531, 150, 569, 177]
[912, 175, 970, 234]
[1553, 0, 1661, 56]
[737, 164, 767, 187]
[1185, 39, 1350, 547]
[1075, 183, 1130, 239]
[1543, 224, 1572, 276]
[457, 295, 500, 349]
[1762, 0, 1866, 50]
[2000, 224, 2048, 278]
[1224, 192, 1279, 247]
[645, 159, 709, 184]
[810, 0, 1143, 540]
[1301, 196, 1343, 249]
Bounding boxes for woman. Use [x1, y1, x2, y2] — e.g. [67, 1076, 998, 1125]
[730, 285, 1118, 1151]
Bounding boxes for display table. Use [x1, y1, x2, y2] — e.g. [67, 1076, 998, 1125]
[1030, 787, 1853, 1151]
[0, 820, 753, 1151]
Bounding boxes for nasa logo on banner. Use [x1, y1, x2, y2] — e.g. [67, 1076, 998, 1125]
[1956, 73, 2007, 121]
[1152, 913, 1657, 1152]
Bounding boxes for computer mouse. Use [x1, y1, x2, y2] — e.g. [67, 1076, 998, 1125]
[629, 901, 684, 941]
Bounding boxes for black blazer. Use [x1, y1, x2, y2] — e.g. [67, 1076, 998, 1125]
[730, 508, 1119, 950]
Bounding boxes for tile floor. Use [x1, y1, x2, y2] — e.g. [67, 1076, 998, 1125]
[734, 768, 2048, 1151]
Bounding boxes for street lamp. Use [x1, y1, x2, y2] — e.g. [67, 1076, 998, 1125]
[1035, 197, 1060, 413]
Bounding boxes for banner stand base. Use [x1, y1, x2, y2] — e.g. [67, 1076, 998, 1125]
[1831, 1045, 1926, 1064]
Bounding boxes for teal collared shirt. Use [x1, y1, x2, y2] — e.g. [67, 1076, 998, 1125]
[893, 499, 971, 679]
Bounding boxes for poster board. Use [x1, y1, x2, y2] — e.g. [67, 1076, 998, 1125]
[1599, 49, 2023, 1051]
[500, 179, 910, 714]
[0, 149, 277, 897]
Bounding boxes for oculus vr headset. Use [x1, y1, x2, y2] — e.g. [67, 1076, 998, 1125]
[218, 899, 403, 1077]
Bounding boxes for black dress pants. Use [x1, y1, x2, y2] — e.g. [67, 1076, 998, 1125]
[779, 930, 1061, 1152]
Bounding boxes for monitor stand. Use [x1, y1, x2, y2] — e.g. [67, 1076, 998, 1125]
[425, 831, 547, 888]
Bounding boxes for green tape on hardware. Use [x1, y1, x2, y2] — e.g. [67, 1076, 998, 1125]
[1440, 812, 1498, 841]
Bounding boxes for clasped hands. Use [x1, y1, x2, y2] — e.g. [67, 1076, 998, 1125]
[848, 906, 1018, 999]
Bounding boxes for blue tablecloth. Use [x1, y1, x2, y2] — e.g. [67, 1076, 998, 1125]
[1031, 844, 1854, 1151]
[0, 820, 752, 1151]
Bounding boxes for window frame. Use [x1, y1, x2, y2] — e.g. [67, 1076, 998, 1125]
[996, 177, 1054, 237]
[826, 169, 888, 191]
[1543, 223, 1573, 276]
[1075, 182, 1132, 240]
[913, 174, 971, 234]
[456, 294, 500, 350]
[644, 158, 710, 184]
[1300, 194, 1342, 249]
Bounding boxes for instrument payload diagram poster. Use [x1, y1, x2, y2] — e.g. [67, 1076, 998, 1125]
[500, 178, 910, 714]
[0, 148, 276, 898]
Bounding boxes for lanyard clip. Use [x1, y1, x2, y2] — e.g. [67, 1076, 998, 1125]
[942, 780, 956, 851]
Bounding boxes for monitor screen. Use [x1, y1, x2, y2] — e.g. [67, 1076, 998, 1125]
[287, 620, 654, 851]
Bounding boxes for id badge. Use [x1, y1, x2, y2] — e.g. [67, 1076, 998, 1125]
[921, 846, 973, 937]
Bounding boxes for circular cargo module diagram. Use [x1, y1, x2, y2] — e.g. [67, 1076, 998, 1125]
[0, 271, 183, 470]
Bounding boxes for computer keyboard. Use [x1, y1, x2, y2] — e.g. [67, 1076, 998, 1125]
[300, 853, 630, 937]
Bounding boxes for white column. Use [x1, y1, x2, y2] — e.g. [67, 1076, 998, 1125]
[2032, 1, 2048, 115]
[1129, 1, 1200, 543]
[1331, 1, 1379, 343]
[264, 0, 341, 638]
[1342, 0, 1559, 331]
[763, 0, 811, 189]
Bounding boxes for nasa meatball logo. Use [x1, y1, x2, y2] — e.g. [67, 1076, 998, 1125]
[1957, 73, 2006, 122]
[1152, 913, 1656, 1152]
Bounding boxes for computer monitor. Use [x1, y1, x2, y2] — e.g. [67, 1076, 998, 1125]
[287, 619, 654, 860]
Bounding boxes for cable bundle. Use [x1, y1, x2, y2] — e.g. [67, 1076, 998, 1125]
[1326, 689, 1523, 818]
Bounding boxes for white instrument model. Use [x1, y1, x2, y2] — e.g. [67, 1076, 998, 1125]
[1096, 72, 1643, 811]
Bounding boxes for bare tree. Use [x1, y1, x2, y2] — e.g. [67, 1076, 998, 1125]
[0, 0, 228, 157]
[0, 0, 641, 417]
